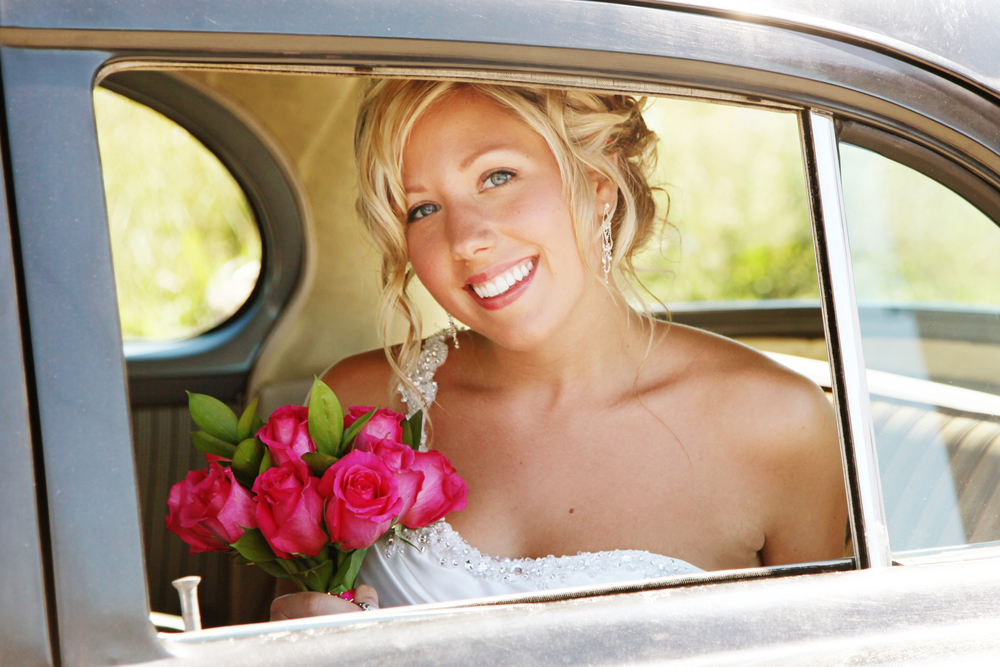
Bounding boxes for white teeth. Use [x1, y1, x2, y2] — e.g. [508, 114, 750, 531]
[471, 258, 535, 299]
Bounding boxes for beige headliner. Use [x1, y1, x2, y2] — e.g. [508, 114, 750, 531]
[178, 71, 448, 404]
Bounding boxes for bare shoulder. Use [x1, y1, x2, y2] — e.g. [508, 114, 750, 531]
[656, 323, 835, 448]
[319, 348, 401, 411]
[650, 323, 846, 563]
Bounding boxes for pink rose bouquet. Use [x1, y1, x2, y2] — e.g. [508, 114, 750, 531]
[165, 378, 468, 594]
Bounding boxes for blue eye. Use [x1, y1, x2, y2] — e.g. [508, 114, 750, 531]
[408, 203, 440, 222]
[484, 170, 514, 189]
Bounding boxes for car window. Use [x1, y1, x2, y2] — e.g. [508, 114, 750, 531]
[625, 98, 827, 367]
[638, 98, 817, 306]
[840, 142, 1000, 558]
[94, 87, 263, 342]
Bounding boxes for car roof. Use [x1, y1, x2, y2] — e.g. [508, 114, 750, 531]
[3, 0, 999, 98]
[664, 0, 1000, 97]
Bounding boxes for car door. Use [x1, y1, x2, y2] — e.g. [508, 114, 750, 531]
[0, 66, 54, 666]
[6, 1, 1000, 666]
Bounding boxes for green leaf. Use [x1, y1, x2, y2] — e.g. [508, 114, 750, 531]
[187, 391, 240, 444]
[340, 407, 377, 454]
[328, 548, 367, 593]
[232, 438, 265, 480]
[299, 559, 335, 593]
[308, 377, 344, 457]
[191, 430, 237, 460]
[231, 528, 277, 562]
[301, 451, 338, 476]
[236, 397, 262, 442]
[401, 417, 413, 448]
[255, 559, 292, 581]
[405, 410, 422, 451]
[259, 449, 273, 475]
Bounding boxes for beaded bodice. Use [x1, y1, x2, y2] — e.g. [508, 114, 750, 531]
[383, 522, 698, 588]
[357, 331, 702, 602]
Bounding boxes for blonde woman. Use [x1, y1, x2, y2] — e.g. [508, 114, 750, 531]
[271, 80, 846, 619]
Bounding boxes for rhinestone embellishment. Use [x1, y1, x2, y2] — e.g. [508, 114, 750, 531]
[386, 522, 700, 589]
[397, 331, 448, 449]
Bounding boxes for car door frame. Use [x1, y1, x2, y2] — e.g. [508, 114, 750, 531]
[5, 1, 1000, 665]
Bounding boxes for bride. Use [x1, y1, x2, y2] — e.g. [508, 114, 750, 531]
[271, 79, 847, 619]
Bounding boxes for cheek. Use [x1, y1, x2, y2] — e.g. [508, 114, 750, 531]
[406, 226, 453, 296]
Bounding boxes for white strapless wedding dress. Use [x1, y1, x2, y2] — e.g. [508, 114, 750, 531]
[356, 332, 703, 608]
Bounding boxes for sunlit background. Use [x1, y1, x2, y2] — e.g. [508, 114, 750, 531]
[638, 98, 817, 304]
[96, 86, 999, 343]
[94, 88, 262, 341]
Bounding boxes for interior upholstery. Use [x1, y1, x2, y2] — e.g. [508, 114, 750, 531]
[132, 405, 273, 627]
[871, 399, 1000, 551]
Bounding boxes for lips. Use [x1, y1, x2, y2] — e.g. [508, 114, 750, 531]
[469, 258, 535, 299]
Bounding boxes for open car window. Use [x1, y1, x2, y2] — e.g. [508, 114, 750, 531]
[93, 71, 851, 632]
[839, 141, 1000, 560]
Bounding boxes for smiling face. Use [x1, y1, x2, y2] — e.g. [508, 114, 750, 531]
[402, 89, 609, 351]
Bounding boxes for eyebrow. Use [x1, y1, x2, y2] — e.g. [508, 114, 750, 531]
[459, 143, 511, 170]
[404, 144, 519, 195]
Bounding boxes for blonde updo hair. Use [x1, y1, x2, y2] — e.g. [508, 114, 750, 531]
[354, 79, 664, 404]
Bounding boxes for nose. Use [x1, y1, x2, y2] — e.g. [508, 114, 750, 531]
[446, 199, 498, 261]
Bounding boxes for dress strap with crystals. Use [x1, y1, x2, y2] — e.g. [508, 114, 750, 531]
[397, 330, 449, 419]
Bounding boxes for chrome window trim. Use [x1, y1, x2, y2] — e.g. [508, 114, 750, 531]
[801, 111, 890, 569]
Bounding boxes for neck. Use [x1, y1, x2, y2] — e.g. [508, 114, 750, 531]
[468, 279, 650, 394]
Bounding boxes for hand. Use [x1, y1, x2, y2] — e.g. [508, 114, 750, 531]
[270, 584, 380, 621]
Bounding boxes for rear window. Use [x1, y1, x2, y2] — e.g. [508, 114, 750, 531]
[94, 87, 263, 341]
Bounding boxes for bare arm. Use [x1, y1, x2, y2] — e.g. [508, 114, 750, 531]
[319, 348, 399, 411]
[757, 379, 848, 566]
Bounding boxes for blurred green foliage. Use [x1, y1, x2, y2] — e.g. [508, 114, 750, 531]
[94, 87, 262, 341]
[841, 143, 1000, 306]
[637, 98, 819, 303]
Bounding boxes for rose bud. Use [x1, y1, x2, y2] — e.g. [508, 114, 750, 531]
[252, 461, 327, 558]
[399, 450, 469, 529]
[257, 405, 315, 466]
[345, 406, 405, 447]
[166, 463, 257, 554]
[319, 449, 404, 551]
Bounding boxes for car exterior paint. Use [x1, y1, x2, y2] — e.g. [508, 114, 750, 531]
[3, 1, 1000, 665]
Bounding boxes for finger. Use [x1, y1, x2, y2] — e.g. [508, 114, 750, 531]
[270, 592, 357, 621]
[354, 584, 380, 611]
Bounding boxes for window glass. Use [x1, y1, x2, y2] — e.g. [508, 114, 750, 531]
[637, 99, 817, 304]
[840, 142, 1000, 556]
[94, 87, 263, 342]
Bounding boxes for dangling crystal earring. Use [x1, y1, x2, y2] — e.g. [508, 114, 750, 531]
[447, 313, 460, 349]
[601, 203, 613, 283]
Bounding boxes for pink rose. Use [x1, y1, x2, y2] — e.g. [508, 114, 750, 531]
[258, 405, 315, 466]
[252, 462, 327, 557]
[399, 450, 469, 529]
[354, 436, 424, 517]
[346, 406, 404, 446]
[319, 450, 403, 550]
[166, 463, 257, 554]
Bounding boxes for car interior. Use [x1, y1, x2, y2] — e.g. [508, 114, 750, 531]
[95, 67, 1000, 631]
